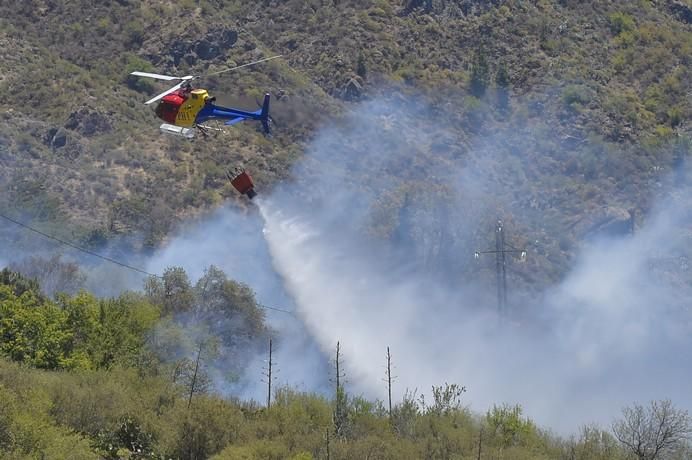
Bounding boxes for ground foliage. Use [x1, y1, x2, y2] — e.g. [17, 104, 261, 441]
[2, 269, 692, 458]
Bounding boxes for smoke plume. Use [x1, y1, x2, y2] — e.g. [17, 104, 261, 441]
[4, 90, 687, 434]
[250, 94, 691, 434]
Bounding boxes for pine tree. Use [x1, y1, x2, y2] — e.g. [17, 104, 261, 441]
[470, 46, 490, 97]
[495, 61, 510, 110]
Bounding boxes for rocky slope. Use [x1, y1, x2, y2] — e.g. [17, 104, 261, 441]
[0, 0, 690, 290]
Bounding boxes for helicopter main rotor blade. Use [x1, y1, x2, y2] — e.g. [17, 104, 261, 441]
[145, 81, 185, 105]
[202, 55, 283, 78]
[130, 71, 182, 81]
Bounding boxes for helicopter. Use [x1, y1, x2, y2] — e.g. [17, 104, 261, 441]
[129, 55, 282, 138]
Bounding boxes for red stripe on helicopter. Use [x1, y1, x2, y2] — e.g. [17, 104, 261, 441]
[155, 93, 185, 124]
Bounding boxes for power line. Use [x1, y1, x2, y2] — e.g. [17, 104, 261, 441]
[2, 132, 298, 315]
[260, 304, 295, 315]
[0, 212, 297, 316]
[0, 212, 158, 277]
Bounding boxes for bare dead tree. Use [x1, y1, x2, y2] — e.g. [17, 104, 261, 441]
[267, 337, 273, 408]
[477, 426, 483, 460]
[10, 254, 85, 296]
[612, 399, 692, 460]
[325, 428, 331, 460]
[187, 341, 204, 409]
[332, 341, 347, 436]
[386, 347, 393, 418]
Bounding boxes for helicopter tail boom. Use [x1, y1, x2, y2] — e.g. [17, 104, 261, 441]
[199, 93, 272, 134]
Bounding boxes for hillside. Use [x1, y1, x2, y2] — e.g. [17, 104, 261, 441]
[0, 1, 689, 269]
[1, 1, 692, 457]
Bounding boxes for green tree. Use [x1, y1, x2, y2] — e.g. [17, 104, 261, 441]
[0, 268, 42, 298]
[171, 398, 243, 460]
[391, 389, 420, 438]
[608, 12, 635, 36]
[0, 277, 159, 371]
[145, 267, 194, 315]
[193, 265, 267, 351]
[90, 293, 160, 369]
[572, 424, 624, 460]
[486, 403, 537, 448]
[356, 53, 367, 80]
[0, 285, 72, 369]
[495, 61, 510, 110]
[93, 415, 157, 459]
[470, 46, 490, 97]
[426, 383, 466, 417]
[57, 290, 99, 369]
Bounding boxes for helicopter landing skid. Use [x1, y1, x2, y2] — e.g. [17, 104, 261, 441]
[159, 123, 195, 139]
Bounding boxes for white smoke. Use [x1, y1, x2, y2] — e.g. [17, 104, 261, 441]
[145, 204, 329, 400]
[258, 184, 691, 435]
[252, 94, 691, 434]
[141, 93, 690, 434]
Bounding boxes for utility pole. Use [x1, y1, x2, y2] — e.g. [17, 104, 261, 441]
[495, 219, 508, 316]
[475, 219, 527, 317]
[265, 338, 273, 408]
[262, 337, 275, 408]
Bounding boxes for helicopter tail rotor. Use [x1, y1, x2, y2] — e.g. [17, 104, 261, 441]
[259, 93, 271, 134]
[255, 94, 280, 134]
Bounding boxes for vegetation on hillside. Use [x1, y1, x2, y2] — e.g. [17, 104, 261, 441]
[0, 1, 688, 258]
[1, 269, 691, 458]
[1, 1, 691, 456]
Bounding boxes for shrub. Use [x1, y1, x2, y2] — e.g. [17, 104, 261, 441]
[486, 404, 538, 448]
[667, 106, 683, 127]
[608, 12, 635, 36]
[562, 84, 591, 110]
